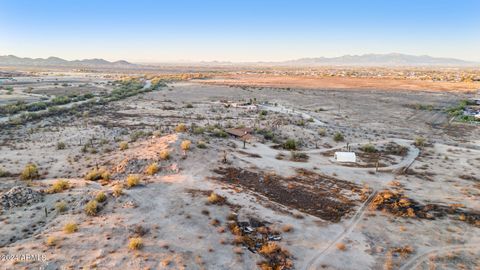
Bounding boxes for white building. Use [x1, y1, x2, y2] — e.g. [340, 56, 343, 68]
[334, 152, 356, 163]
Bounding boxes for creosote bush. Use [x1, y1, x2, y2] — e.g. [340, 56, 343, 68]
[360, 143, 377, 153]
[56, 142, 66, 150]
[414, 136, 426, 148]
[119, 141, 129, 151]
[283, 139, 297, 150]
[63, 222, 78, 234]
[145, 162, 159, 175]
[20, 163, 39, 181]
[197, 141, 207, 149]
[84, 200, 98, 216]
[126, 174, 140, 188]
[95, 191, 107, 202]
[128, 237, 143, 250]
[333, 132, 344, 142]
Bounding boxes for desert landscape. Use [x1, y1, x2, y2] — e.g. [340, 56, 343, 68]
[1, 1, 480, 269]
[0, 63, 479, 270]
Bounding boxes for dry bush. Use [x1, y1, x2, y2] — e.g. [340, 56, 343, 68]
[95, 191, 107, 202]
[50, 179, 70, 193]
[128, 237, 143, 250]
[317, 128, 327, 136]
[113, 185, 123, 197]
[414, 136, 426, 147]
[84, 200, 98, 216]
[259, 242, 280, 255]
[175, 123, 187, 133]
[197, 141, 207, 149]
[159, 150, 170, 160]
[126, 174, 140, 188]
[55, 201, 68, 212]
[63, 222, 78, 234]
[181, 140, 191, 151]
[84, 168, 110, 181]
[45, 236, 57, 247]
[336, 242, 346, 251]
[119, 141, 129, 151]
[20, 163, 39, 181]
[207, 192, 225, 204]
[145, 162, 159, 175]
[281, 225, 293, 233]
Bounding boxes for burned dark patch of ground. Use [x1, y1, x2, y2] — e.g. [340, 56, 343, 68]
[212, 167, 368, 222]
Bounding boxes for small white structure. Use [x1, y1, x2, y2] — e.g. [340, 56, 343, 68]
[334, 152, 356, 163]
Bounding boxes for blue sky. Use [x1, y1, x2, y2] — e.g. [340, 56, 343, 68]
[1, 0, 479, 62]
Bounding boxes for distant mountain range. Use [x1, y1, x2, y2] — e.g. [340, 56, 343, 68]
[278, 53, 476, 67]
[0, 53, 477, 68]
[0, 55, 136, 68]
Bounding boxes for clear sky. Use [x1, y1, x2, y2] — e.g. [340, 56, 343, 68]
[1, 0, 479, 62]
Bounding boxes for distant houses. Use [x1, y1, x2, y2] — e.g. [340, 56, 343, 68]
[220, 100, 258, 111]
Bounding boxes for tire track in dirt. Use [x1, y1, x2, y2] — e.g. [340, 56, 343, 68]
[304, 190, 378, 270]
[398, 243, 480, 270]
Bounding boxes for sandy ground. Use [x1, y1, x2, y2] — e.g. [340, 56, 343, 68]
[0, 76, 479, 270]
[200, 74, 480, 92]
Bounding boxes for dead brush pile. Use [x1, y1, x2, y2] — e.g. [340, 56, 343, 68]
[227, 217, 293, 270]
[371, 190, 480, 227]
[369, 190, 435, 218]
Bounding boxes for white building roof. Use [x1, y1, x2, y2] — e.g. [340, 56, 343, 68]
[334, 152, 356, 163]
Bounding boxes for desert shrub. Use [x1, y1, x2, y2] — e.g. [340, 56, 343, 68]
[283, 139, 297, 150]
[56, 142, 66, 150]
[259, 110, 268, 116]
[185, 103, 194, 108]
[50, 179, 70, 193]
[336, 242, 346, 251]
[197, 141, 207, 149]
[414, 136, 426, 147]
[45, 236, 57, 247]
[20, 163, 39, 180]
[360, 143, 377, 153]
[259, 242, 280, 255]
[290, 151, 308, 161]
[95, 191, 107, 202]
[84, 200, 98, 216]
[130, 130, 148, 142]
[55, 201, 68, 212]
[84, 168, 110, 181]
[207, 192, 225, 204]
[119, 141, 129, 150]
[145, 162, 159, 175]
[126, 174, 140, 188]
[213, 129, 228, 138]
[181, 140, 191, 151]
[0, 168, 11, 177]
[128, 237, 143, 250]
[333, 132, 344, 142]
[282, 225, 293, 232]
[113, 185, 123, 197]
[63, 222, 78, 234]
[318, 128, 326, 136]
[159, 150, 170, 160]
[193, 127, 205, 134]
[175, 123, 187, 133]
